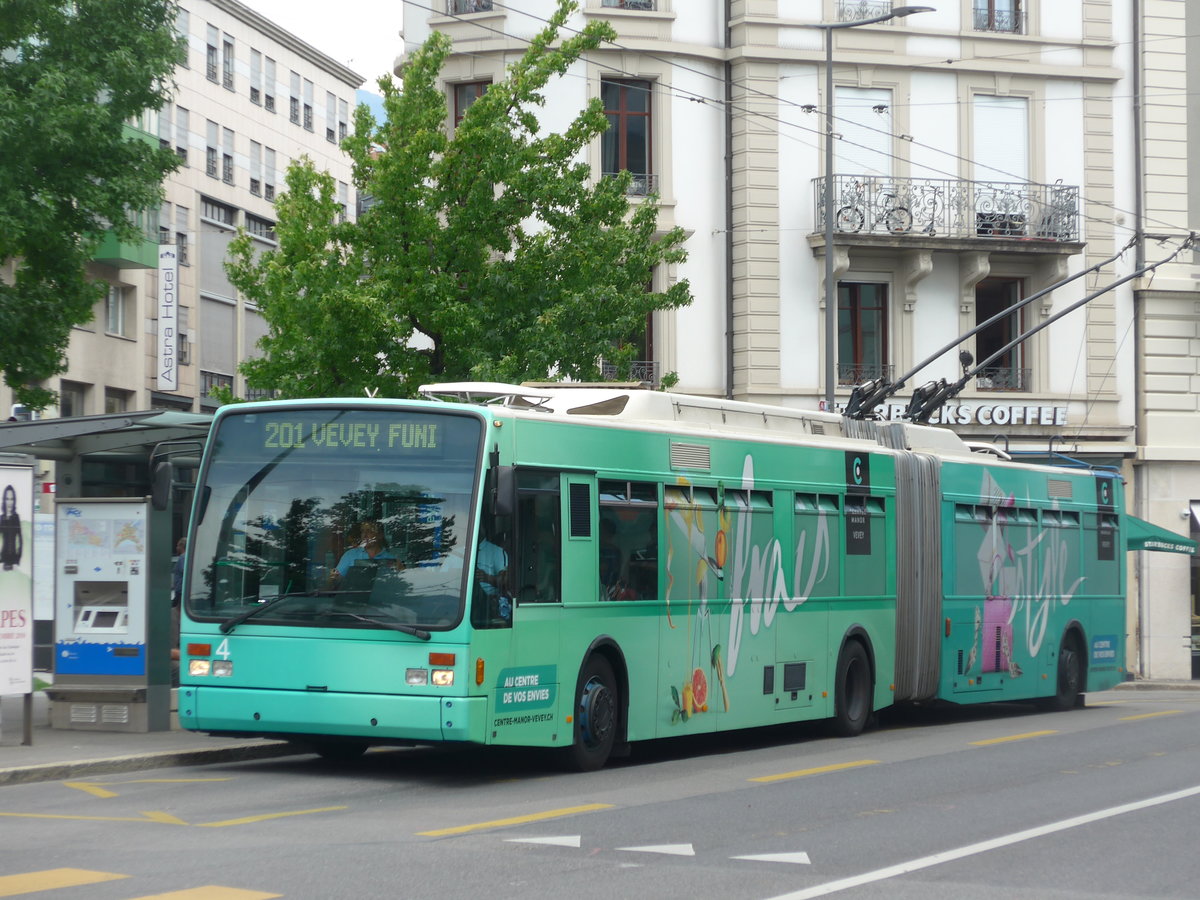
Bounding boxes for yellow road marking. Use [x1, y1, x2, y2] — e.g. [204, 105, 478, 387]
[749, 760, 881, 784]
[63, 781, 119, 799]
[1120, 709, 1183, 721]
[128, 888, 281, 899]
[0, 812, 179, 824]
[0, 868, 128, 896]
[417, 803, 614, 836]
[141, 811, 190, 825]
[64, 777, 230, 799]
[197, 806, 347, 827]
[971, 730, 1057, 746]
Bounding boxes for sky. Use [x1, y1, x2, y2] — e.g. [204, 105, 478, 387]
[238, 1, 405, 91]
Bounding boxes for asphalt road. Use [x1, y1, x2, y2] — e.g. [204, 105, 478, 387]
[2, 689, 1199, 899]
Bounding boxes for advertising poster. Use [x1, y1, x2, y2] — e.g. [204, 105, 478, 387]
[0, 464, 33, 694]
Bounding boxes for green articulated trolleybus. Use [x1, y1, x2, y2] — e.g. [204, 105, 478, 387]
[178, 383, 1128, 769]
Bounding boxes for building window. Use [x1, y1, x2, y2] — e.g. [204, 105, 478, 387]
[975, 278, 1029, 391]
[201, 196, 236, 226]
[175, 8, 189, 67]
[454, 81, 489, 126]
[264, 147, 276, 202]
[289, 70, 301, 124]
[264, 57, 277, 112]
[837, 283, 889, 385]
[104, 388, 133, 414]
[303, 78, 314, 131]
[601, 79, 653, 195]
[250, 141, 262, 196]
[246, 214, 276, 242]
[222, 127, 235, 185]
[338, 98, 349, 141]
[60, 381, 88, 418]
[200, 371, 233, 403]
[205, 24, 219, 82]
[250, 49, 261, 104]
[205, 119, 218, 177]
[175, 106, 189, 165]
[974, 0, 1024, 34]
[326, 91, 337, 142]
[105, 285, 133, 337]
[338, 182, 350, 223]
[450, 0, 493, 12]
[176, 205, 190, 266]
[222, 35, 235, 89]
[601, 0, 656, 7]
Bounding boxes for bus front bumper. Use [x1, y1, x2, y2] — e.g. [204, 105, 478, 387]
[179, 686, 487, 744]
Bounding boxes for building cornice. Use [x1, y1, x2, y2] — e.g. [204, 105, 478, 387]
[206, 0, 365, 88]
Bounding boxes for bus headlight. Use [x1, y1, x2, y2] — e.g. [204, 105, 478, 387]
[431, 669, 454, 687]
[212, 660, 233, 677]
[405, 668, 428, 686]
[189, 659, 211, 677]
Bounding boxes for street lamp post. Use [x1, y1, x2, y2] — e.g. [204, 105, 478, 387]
[816, 5, 933, 413]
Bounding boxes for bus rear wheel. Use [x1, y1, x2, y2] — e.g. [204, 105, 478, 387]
[567, 655, 618, 771]
[1044, 633, 1085, 711]
[831, 641, 872, 737]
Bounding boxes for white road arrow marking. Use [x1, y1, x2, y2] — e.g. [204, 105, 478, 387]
[506, 836, 582, 848]
[618, 844, 696, 856]
[733, 852, 812, 865]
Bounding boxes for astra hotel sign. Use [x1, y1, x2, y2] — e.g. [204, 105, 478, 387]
[157, 245, 178, 390]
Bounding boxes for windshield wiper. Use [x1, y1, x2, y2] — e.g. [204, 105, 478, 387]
[218, 591, 329, 634]
[318, 610, 431, 641]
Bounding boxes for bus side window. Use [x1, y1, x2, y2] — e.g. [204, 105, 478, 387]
[514, 471, 561, 604]
[598, 480, 658, 601]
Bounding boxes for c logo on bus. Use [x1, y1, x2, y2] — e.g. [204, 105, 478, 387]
[852, 456, 863, 485]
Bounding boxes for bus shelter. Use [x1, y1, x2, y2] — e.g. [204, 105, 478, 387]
[0, 411, 211, 731]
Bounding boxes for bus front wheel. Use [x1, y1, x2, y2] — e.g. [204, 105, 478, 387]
[567, 655, 618, 771]
[831, 641, 872, 737]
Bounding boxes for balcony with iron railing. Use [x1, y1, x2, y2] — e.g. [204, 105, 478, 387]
[600, 359, 661, 385]
[814, 175, 1080, 243]
[601, 0, 657, 9]
[449, 0, 492, 12]
[602, 172, 658, 196]
[837, 362, 893, 386]
[973, 3, 1025, 34]
[974, 366, 1031, 392]
[836, 0, 905, 22]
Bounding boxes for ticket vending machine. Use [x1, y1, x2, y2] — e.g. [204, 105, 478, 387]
[49, 497, 173, 731]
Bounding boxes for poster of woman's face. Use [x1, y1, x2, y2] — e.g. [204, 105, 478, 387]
[0, 466, 32, 575]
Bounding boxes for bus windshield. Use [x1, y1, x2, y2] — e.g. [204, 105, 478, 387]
[186, 407, 484, 632]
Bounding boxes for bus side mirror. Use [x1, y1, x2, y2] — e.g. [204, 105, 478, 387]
[490, 465, 515, 519]
[151, 461, 173, 511]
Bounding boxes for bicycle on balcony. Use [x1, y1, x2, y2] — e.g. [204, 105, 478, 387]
[835, 181, 913, 235]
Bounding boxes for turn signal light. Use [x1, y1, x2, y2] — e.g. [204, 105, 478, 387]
[475, 657, 485, 686]
[187, 643, 212, 657]
[429, 652, 455, 666]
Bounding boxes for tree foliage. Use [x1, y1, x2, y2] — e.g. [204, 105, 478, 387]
[227, 0, 690, 400]
[0, 0, 183, 410]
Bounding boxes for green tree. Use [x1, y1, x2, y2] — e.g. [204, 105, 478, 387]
[227, 0, 690, 400]
[0, 0, 182, 411]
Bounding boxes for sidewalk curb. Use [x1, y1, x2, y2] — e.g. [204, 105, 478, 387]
[1112, 680, 1200, 691]
[0, 741, 302, 788]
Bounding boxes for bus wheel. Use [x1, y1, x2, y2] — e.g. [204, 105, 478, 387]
[831, 641, 872, 737]
[306, 739, 369, 761]
[568, 655, 618, 771]
[1046, 634, 1085, 711]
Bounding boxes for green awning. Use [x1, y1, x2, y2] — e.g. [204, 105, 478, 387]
[1125, 516, 1198, 555]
